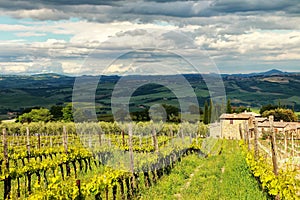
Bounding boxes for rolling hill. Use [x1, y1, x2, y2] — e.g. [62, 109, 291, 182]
[0, 70, 299, 120]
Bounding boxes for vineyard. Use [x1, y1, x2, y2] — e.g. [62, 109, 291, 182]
[0, 121, 299, 199]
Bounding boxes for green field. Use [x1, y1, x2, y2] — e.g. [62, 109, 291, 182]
[1, 73, 300, 120]
[137, 140, 269, 200]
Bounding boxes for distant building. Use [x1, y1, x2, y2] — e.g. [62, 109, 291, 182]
[219, 112, 300, 139]
[219, 113, 254, 139]
[257, 121, 289, 137]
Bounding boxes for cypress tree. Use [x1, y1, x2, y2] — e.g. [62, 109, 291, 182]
[226, 99, 232, 114]
[208, 99, 213, 123]
[204, 100, 209, 124]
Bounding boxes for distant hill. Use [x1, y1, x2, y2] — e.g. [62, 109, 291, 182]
[0, 70, 300, 120]
[227, 69, 291, 78]
[259, 69, 288, 76]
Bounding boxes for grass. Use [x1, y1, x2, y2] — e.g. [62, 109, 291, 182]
[137, 140, 269, 200]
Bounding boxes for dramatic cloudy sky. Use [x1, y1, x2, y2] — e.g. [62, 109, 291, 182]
[0, 0, 300, 75]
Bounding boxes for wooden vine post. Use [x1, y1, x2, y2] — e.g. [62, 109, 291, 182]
[37, 133, 41, 149]
[180, 128, 184, 142]
[122, 129, 125, 146]
[284, 130, 287, 157]
[152, 126, 158, 153]
[50, 136, 53, 147]
[170, 125, 175, 146]
[291, 130, 295, 157]
[128, 124, 136, 193]
[269, 116, 280, 200]
[243, 121, 247, 144]
[63, 126, 68, 153]
[63, 126, 71, 176]
[3, 128, 11, 199]
[169, 126, 173, 138]
[269, 116, 278, 175]
[239, 123, 243, 140]
[25, 127, 33, 193]
[98, 129, 102, 146]
[254, 119, 259, 160]
[26, 127, 31, 159]
[244, 121, 250, 150]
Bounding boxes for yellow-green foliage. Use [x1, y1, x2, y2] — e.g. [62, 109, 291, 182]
[240, 141, 299, 200]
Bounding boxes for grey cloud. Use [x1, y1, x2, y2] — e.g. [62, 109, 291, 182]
[116, 29, 148, 37]
[0, 0, 122, 10]
[0, 0, 299, 22]
[211, 0, 299, 14]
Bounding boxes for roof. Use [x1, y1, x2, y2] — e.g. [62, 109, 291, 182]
[286, 122, 300, 130]
[255, 117, 268, 122]
[243, 111, 261, 117]
[258, 121, 289, 128]
[258, 121, 300, 129]
[219, 113, 252, 120]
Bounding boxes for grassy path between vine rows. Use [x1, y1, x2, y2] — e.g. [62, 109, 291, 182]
[137, 140, 270, 200]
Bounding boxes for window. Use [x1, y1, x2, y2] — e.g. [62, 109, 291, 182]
[230, 119, 233, 124]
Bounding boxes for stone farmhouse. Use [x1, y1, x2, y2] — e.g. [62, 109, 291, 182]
[219, 112, 300, 139]
[219, 113, 255, 139]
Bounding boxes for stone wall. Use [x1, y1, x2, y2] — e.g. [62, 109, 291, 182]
[220, 119, 249, 139]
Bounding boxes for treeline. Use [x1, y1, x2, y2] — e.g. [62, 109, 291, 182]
[16, 104, 72, 123]
[259, 103, 298, 122]
[14, 100, 227, 124]
[225, 99, 298, 122]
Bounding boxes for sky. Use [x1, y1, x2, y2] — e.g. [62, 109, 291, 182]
[0, 0, 300, 75]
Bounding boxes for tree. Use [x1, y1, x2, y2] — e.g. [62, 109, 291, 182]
[162, 104, 179, 122]
[226, 99, 232, 114]
[260, 104, 279, 115]
[131, 109, 150, 121]
[233, 106, 249, 114]
[262, 108, 298, 122]
[50, 105, 63, 121]
[203, 100, 209, 124]
[18, 108, 52, 123]
[62, 103, 74, 122]
[20, 106, 41, 114]
[73, 108, 94, 122]
[208, 99, 214, 123]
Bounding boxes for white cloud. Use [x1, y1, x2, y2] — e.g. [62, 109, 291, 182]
[196, 30, 300, 57]
[0, 2, 300, 75]
[15, 32, 46, 37]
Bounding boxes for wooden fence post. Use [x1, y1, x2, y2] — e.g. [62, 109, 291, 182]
[169, 126, 173, 138]
[239, 123, 243, 140]
[244, 122, 250, 150]
[243, 121, 247, 144]
[122, 129, 125, 146]
[152, 126, 158, 152]
[180, 128, 184, 142]
[3, 128, 11, 199]
[254, 119, 259, 160]
[37, 133, 41, 149]
[269, 116, 280, 200]
[128, 124, 136, 190]
[63, 126, 68, 153]
[291, 130, 295, 157]
[269, 116, 278, 175]
[63, 126, 70, 176]
[284, 130, 287, 157]
[26, 127, 31, 159]
[98, 130, 102, 146]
